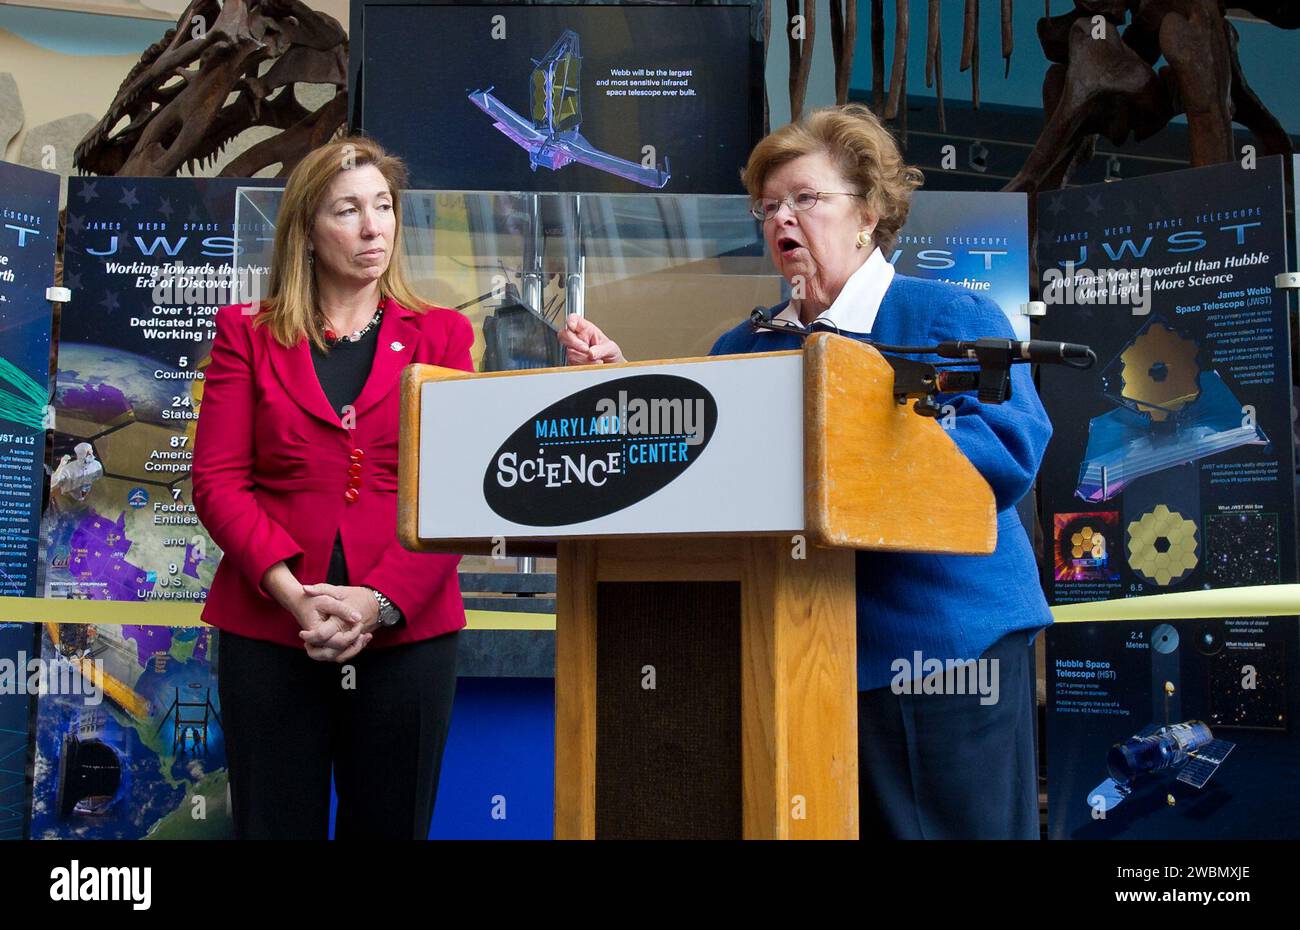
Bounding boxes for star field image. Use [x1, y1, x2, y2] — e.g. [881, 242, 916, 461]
[1206, 513, 1280, 586]
[1206, 638, 1287, 730]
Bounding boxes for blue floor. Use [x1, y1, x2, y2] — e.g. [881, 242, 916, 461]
[328, 677, 555, 839]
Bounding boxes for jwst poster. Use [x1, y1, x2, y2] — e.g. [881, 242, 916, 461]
[0, 160, 59, 840]
[44, 176, 273, 605]
[30, 177, 271, 839]
[0, 161, 57, 599]
[1037, 157, 1295, 603]
[1036, 157, 1300, 839]
[893, 190, 1031, 340]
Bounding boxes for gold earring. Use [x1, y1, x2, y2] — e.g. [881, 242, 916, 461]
[856, 229, 871, 248]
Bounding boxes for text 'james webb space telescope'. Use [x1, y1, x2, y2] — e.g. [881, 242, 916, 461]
[468, 29, 672, 189]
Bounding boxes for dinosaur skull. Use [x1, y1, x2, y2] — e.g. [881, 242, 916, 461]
[75, 0, 347, 178]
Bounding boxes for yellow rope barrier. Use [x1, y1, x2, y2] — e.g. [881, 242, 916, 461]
[1051, 584, 1300, 623]
[6, 585, 1291, 632]
[0, 596, 555, 631]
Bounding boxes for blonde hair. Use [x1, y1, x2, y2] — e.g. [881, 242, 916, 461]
[255, 135, 431, 350]
[742, 104, 924, 255]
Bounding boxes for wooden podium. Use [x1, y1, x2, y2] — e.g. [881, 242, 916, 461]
[399, 334, 995, 839]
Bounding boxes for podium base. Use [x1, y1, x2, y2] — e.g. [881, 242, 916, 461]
[555, 537, 859, 839]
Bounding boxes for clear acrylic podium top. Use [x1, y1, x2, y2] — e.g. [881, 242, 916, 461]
[235, 188, 785, 364]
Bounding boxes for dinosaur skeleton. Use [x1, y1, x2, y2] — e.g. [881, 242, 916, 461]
[74, 0, 347, 178]
[1007, 0, 1298, 192]
[75, 0, 1295, 194]
[818, 0, 1295, 192]
[784, 0, 1020, 135]
[784, 0, 858, 121]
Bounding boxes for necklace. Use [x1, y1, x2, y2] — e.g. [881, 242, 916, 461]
[323, 305, 383, 344]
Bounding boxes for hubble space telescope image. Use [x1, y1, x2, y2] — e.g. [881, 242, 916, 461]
[468, 29, 672, 189]
[1082, 621, 1244, 821]
[1089, 720, 1236, 815]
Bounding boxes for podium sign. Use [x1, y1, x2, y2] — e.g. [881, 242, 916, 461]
[403, 339, 996, 556]
[416, 354, 803, 540]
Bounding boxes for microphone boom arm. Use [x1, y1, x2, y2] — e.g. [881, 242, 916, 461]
[747, 308, 1093, 417]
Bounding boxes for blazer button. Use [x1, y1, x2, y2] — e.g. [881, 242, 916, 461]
[348, 463, 362, 477]
[348, 475, 363, 489]
[344, 487, 360, 503]
[350, 448, 365, 461]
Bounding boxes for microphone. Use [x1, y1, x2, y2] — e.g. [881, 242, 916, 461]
[749, 306, 810, 338]
[935, 337, 1095, 366]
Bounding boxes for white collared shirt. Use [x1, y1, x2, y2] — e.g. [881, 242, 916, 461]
[765, 246, 895, 335]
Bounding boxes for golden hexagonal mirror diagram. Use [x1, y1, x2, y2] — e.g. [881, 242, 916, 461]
[1127, 504, 1199, 586]
[1070, 525, 1103, 559]
[1119, 322, 1201, 422]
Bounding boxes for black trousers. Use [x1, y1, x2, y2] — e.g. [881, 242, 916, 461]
[857, 630, 1039, 840]
[217, 629, 459, 840]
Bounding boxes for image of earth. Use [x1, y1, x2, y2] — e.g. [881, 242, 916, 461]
[44, 340, 217, 605]
[54, 343, 188, 426]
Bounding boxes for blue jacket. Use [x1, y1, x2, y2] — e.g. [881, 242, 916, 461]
[710, 274, 1053, 691]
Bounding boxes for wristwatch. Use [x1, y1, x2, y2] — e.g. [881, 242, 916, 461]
[368, 587, 403, 628]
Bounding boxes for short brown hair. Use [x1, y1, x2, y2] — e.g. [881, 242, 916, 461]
[256, 135, 431, 349]
[742, 104, 923, 255]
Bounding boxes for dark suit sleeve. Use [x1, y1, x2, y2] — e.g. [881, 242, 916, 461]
[357, 311, 475, 618]
[925, 293, 1053, 512]
[192, 306, 305, 600]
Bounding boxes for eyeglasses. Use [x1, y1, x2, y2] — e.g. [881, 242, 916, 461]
[750, 188, 866, 222]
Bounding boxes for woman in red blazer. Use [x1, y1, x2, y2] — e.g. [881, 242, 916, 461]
[192, 136, 473, 839]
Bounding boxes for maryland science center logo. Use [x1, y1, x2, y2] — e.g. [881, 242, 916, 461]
[484, 374, 717, 525]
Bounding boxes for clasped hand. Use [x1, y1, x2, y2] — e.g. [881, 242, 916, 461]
[290, 583, 381, 662]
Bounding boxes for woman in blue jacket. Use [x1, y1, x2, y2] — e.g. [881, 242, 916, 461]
[560, 103, 1052, 839]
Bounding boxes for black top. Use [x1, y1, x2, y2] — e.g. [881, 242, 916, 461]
[312, 323, 381, 415]
[311, 322, 380, 590]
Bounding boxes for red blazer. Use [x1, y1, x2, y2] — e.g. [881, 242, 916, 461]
[192, 297, 474, 649]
